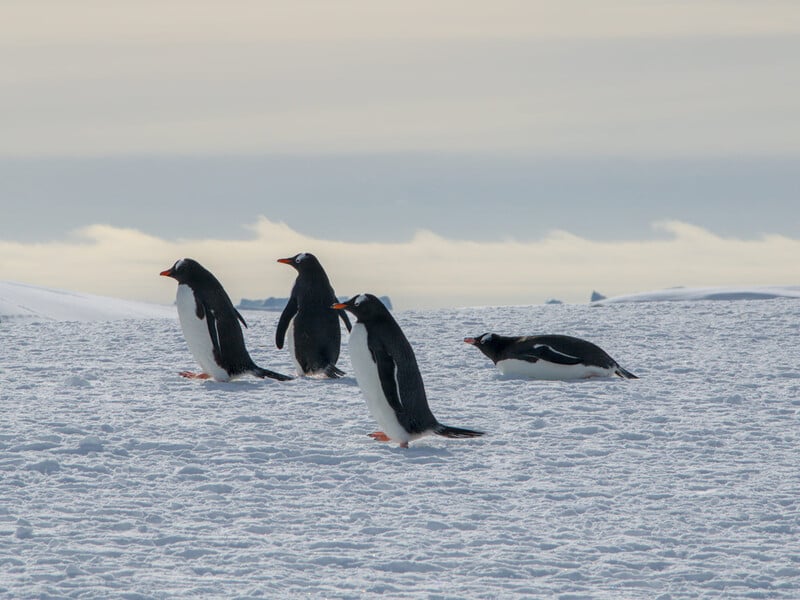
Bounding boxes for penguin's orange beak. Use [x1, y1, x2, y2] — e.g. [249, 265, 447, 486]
[277, 258, 293, 265]
[331, 302, 347, 310]
[464, 337, 477, 345]
[160, 269, 173, 277]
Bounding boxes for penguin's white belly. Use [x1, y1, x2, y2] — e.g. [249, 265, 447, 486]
[348, 323, 409, 443]
[496, 358, 613, 381]
[285, 317, 305, 376]
[176, 284, 230, 381]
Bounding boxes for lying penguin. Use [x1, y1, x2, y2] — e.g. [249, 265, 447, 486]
[464, 332, 637, 380]
[160, 258, 292, 382]
[334, 294, 485, 448]
[276, 252, 351, 378]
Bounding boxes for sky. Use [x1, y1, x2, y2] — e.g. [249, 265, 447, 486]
[1, 1, 799, 308]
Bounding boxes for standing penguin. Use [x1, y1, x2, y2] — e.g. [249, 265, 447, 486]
[332, 294, 484, 448]
[464, 332, 637, 380]
[276, 252, 351, 378]
[160, 258, 292, 382]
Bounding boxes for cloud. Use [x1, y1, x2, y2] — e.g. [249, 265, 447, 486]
[3, 2, 800, 158]
[0, 217, 797, 309]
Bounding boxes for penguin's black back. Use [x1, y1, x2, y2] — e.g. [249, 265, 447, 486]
[477, 333, 617, 368]
[175, 259, 258, 376]
[360, 305, 438, 435]
[525, 335, 617, 367]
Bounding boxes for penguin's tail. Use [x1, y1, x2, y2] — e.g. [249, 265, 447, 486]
[252, 366, 293, 381]
[323, 364, 346, 378]
[615, 366, 638, 379]
[434, 424, 485, 439]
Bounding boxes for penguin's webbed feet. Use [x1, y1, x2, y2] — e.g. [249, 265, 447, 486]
[323, 364, 346, 378]
[369, 431, 408, 448]
[179, 371, 211, 379]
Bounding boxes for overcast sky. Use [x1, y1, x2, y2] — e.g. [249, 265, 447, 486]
[1, 1, 799, 308]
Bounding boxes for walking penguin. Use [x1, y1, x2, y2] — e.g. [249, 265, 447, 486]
[276, 252, 352, 377]
[160, 258, 292, 382]
[333, 293, 485, 448]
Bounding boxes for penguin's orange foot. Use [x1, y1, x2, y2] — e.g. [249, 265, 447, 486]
[368, 431, 391, 442]
[179, 371, 211, 379]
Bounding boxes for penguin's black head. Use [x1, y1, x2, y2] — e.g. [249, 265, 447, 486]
[464, 333, 501, 359]
[332, 293, 387, 321]
[160, 258, 205, 284]
[464, 333, 495, 346]
[277, 252, 320, 272]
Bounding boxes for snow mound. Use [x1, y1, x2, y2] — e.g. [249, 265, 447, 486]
[0, 280, 175, 322]
[594, 285, 800, 304]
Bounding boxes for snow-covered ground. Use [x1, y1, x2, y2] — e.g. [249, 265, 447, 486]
[1, 284, 799, 598]
[0, 281, 174, 322]
[595, 285, 800, 304]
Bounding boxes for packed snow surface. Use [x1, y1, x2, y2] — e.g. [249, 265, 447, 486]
[1, 285, 800, 598]
[596, 285, 800, 304]
[0, 280, 173, 322]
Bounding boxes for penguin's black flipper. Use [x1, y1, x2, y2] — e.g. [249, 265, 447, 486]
[193, 295, 206, 320]
[323, 364, 346, 378]
[202, 300, 253, 369]
[235, 308, 248, 329]
[338, 309, 352, 332]
[434, 424, 485, 439]
[275, 296, 298, 349]
[202, 304, 223, 360]
[373, 348, 405, 415]
[252, 366, 293, 381]
[373, 343, 442, 435]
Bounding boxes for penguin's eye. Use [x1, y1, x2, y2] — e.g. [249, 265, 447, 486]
[295, 252, 307, 264]
[354, 294, 368, 306]
[481, 334, 493, 344]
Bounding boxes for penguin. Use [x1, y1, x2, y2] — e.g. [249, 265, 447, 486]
[160, 258, 292, 382]
[275, 252, 352, 378]
[464, 332, 638, 380]
[332, 294, 484, 448]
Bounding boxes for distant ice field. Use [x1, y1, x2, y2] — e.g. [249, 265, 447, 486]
[1, 297, 799, 598]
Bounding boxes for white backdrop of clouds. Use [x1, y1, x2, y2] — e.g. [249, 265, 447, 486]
[1, 217, 796, 309]
[2, 1, 799, 307]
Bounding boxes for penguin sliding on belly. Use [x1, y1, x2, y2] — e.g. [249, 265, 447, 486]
[464, 333, 637, 381]
[160, 258, 292, 382]
[333, 294, 484, 448]
[276, 253, 351, 378]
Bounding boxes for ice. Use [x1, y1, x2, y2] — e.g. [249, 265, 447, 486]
[0, 284, 799, 597]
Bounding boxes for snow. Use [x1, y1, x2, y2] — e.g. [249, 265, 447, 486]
[595, 284, 800, 304]
[1, 284, 800, 598]
[0, 280, 174, 322]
